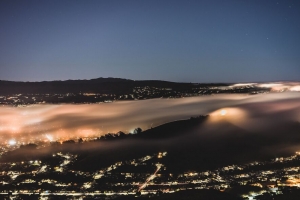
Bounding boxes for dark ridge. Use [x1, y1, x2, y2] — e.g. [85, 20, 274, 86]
[135, 115, 208, 139]
[0, 77, 229, 95]
[0, 77, 133, 95]
[2, 118, 299, 173]
[0, 116, 209, 170]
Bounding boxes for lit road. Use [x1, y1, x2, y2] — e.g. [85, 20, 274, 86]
[138, 164, 162, 191]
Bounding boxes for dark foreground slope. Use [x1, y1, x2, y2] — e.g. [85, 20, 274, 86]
[2, 116, 300, 173]
[1, 116, 300, 200]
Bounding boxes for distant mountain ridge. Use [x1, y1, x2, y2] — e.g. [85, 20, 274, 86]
[0, 77, 228, 95]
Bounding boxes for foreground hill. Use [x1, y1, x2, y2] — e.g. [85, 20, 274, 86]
[1, 116, 300, 199]
[2, 115, 299, 173]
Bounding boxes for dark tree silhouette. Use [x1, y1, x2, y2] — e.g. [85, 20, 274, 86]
[133, 127, 142, 134]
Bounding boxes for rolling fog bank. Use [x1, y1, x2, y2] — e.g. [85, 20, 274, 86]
[1, 92, 300, 171]
[0, 92, 299, 144]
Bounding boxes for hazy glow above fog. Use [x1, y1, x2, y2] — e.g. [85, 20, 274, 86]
[256, 82, 300, 92]
[0, 92, 300, 144]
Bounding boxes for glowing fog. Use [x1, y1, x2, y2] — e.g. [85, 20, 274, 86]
[1, 92, 300, 145]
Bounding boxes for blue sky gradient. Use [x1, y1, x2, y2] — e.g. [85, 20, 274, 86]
[0, 0, 299, 82]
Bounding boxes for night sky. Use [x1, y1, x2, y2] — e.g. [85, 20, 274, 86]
[0, 0, 299, 83]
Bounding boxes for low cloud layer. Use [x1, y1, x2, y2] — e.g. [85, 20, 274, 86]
[0, 92, 300, 145]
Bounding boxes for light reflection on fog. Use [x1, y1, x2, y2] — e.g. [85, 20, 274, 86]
[0, 92, 300, 144]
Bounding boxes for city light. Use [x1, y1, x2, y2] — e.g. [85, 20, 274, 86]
[45, 134, 53, 142]
[8, 139, 16, 146]
[220, 109, 227, 116]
